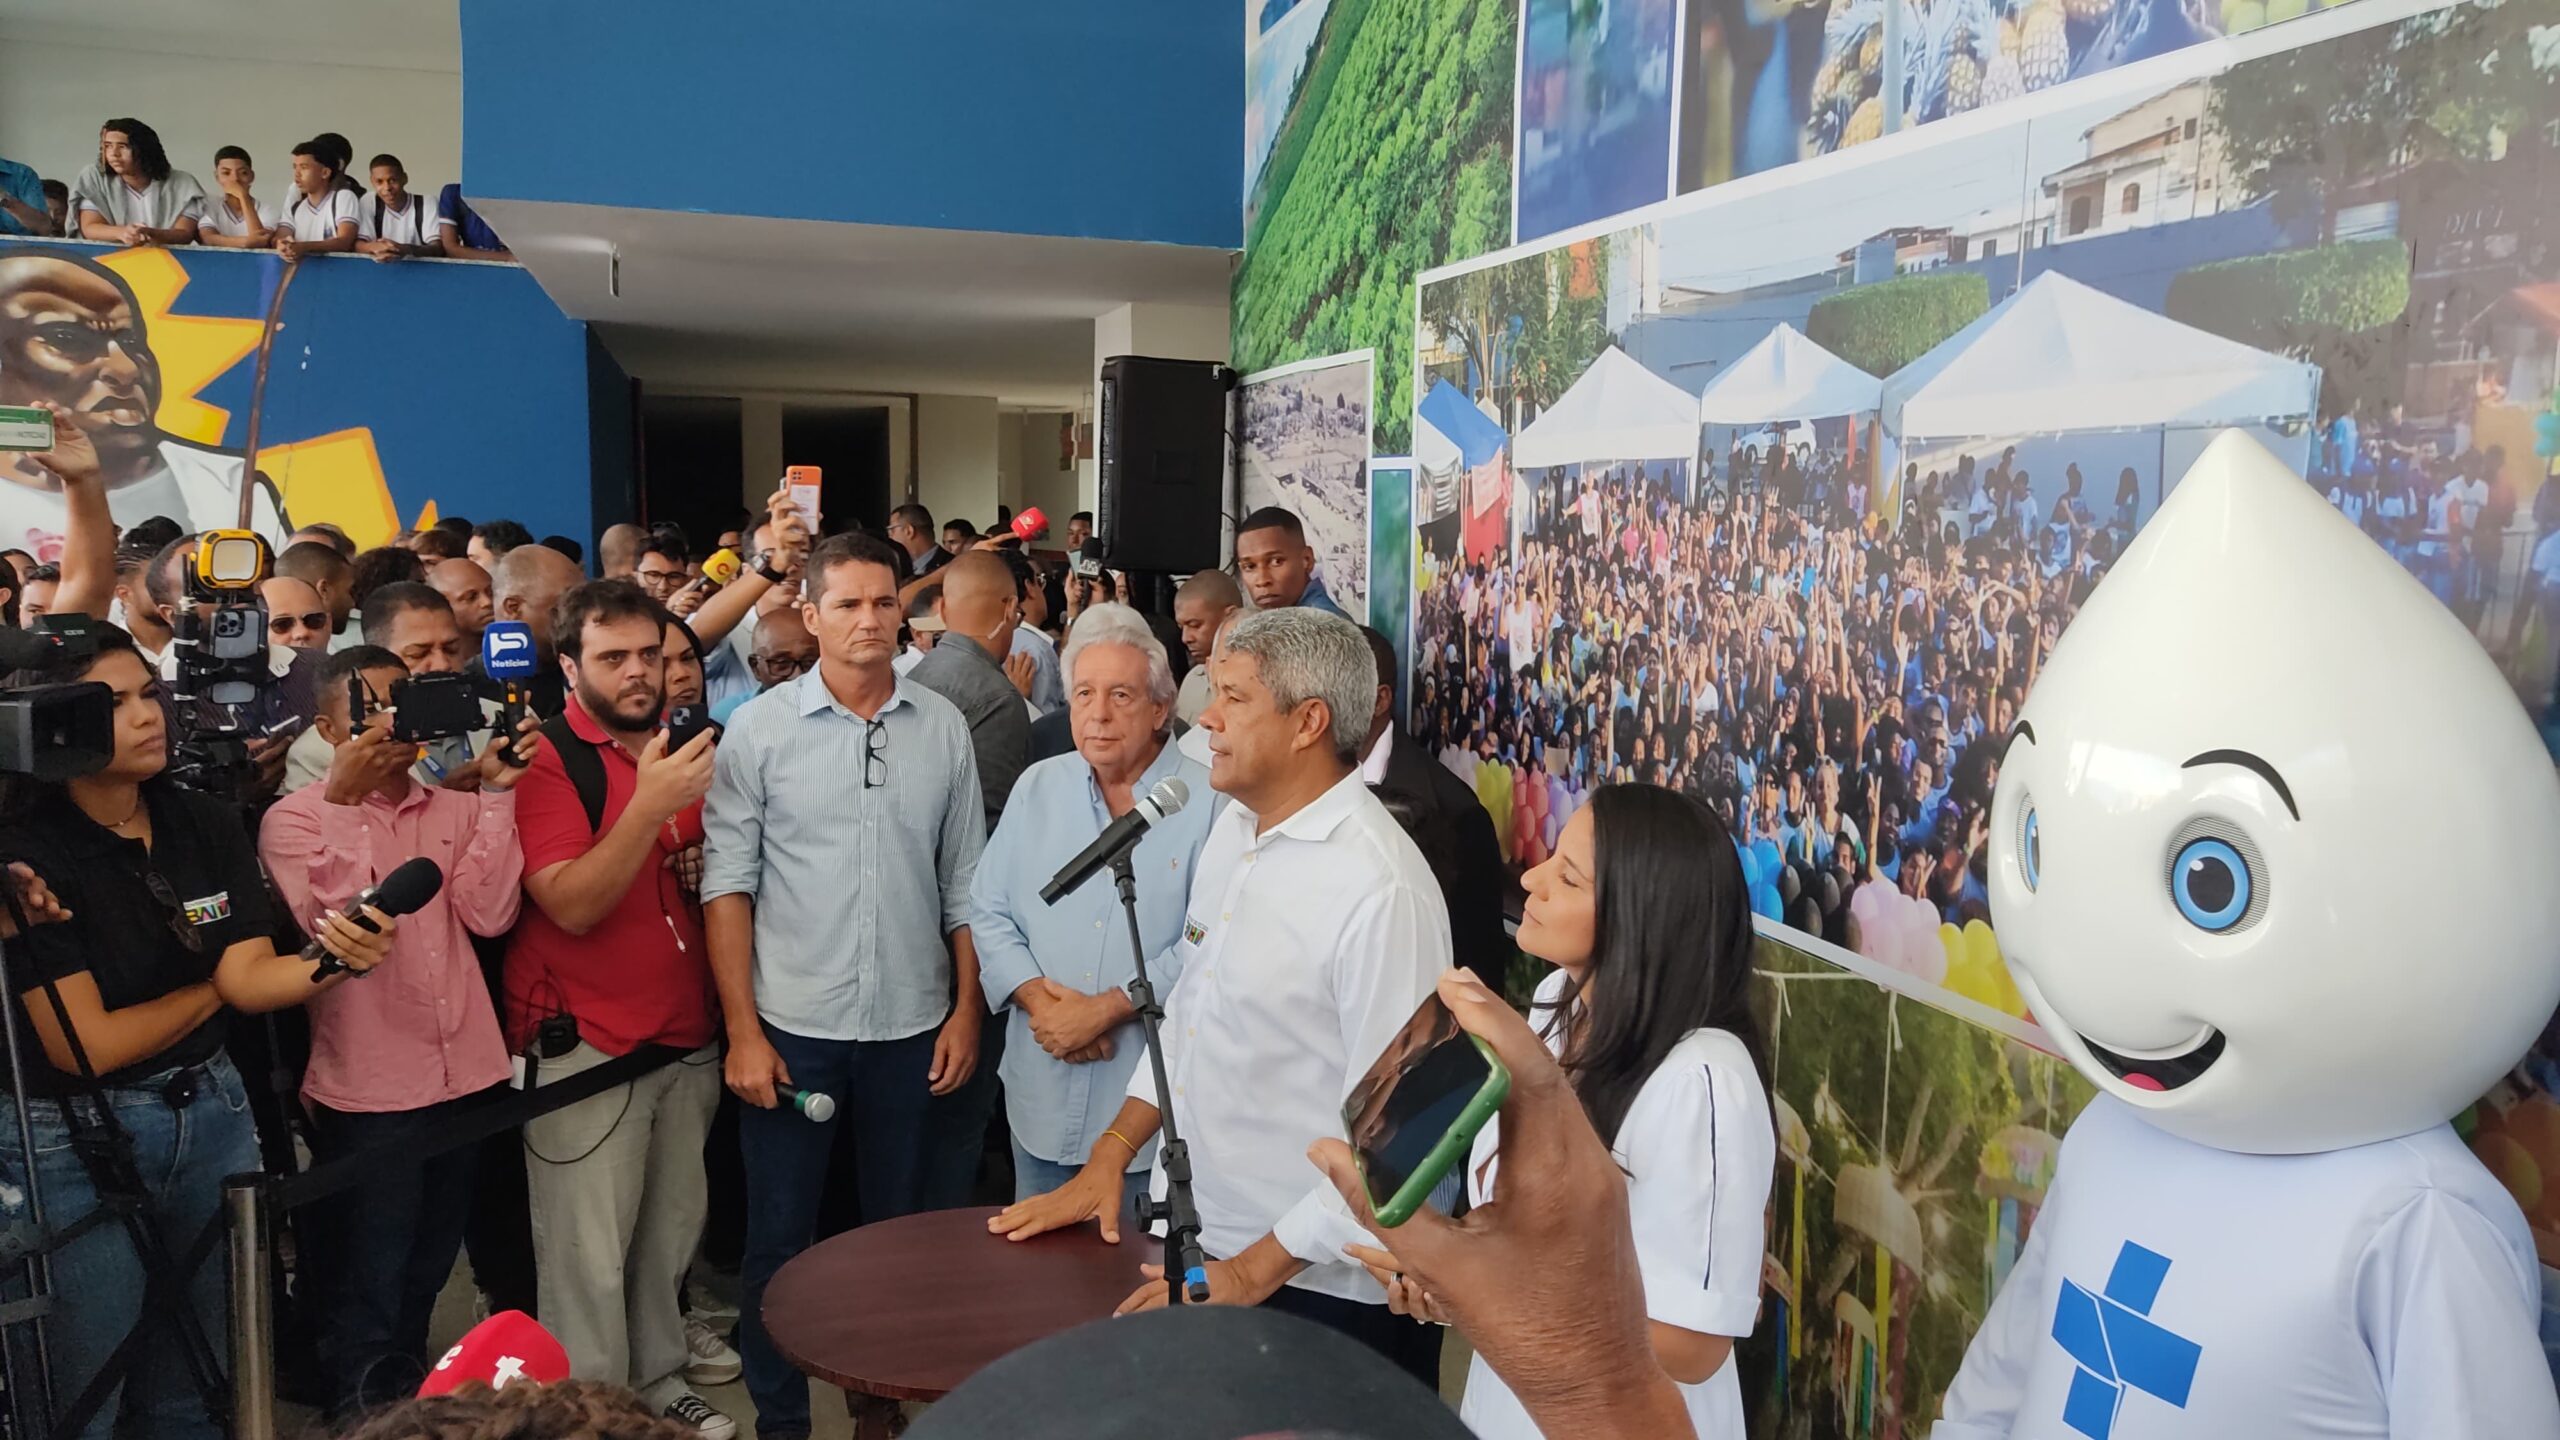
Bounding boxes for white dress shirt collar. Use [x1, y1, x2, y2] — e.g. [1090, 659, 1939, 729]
[1358, 724, 1394, 786]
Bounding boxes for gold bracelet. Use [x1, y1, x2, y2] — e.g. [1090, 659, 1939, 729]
[1101, 1129, 1137, 1159]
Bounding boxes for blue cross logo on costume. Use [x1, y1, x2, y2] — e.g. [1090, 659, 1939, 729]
[2047, 1241, 2202, 1439]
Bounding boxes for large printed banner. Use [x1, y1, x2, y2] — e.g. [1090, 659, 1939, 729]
[0, 240, 608, 557]
[1408, 1, 2560, 1406]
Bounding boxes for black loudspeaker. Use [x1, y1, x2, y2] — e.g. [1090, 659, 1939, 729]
[1096, 355, 1232, 574]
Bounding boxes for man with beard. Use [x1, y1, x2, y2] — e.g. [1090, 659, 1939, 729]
[0, 249, 286, 552]
[503, 579, 734, 1439]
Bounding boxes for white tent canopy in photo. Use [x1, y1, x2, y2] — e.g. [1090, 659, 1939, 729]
[1511, 345, 1700, 469]
[1696, 322, 1882, 427]
[1879, 271, 2320, 443]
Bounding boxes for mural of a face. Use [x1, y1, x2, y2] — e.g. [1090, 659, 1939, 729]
[0, 254, 164, 480]
[1989, 431, 2560, 1155]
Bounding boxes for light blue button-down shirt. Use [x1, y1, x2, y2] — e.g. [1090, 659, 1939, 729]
[970, 740, 1214, 1170]
[702, 669, 987, 1042]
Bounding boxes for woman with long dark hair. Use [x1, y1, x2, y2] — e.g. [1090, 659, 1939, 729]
[1358, 781, 1776, 1440]
[0, 625, 397, 1439]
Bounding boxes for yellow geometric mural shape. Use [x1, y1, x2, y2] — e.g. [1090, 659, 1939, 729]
[93, 248, 406, 540]
[258, 429, 400, 549]
[96, 249, 260, 446]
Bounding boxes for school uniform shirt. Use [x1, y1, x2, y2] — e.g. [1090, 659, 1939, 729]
[357, 190, 435, 245]
[282, 187, 360, 243]
[68, 163, 206, 231]
[1937, 1095, 2556, 1440]
[1127, 768, 1450, 1303]
[1456, 968, 1774, 1440]
[200, 193, 280, 239]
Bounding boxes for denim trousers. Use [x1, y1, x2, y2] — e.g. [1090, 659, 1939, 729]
[737, 1023, 935, 1440]
[0, 1053, 260, 1440]
[304, 1088, 491, 1417]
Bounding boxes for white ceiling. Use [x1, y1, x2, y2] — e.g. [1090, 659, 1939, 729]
[0, 0, 460, 68]
[481, 199, 1236, 408]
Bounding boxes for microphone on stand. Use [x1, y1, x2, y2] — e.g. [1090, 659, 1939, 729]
[308, 857, 445, 978]
[1040, 778, 1189, 905]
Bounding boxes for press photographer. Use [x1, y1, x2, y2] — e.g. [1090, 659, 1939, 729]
[0, 622, 399, 1440]
[256, 644, 540, 1420]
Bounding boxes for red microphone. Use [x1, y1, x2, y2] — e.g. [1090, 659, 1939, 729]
[1010, 506, 1049, 544]
[418, 1310, 571, 1396]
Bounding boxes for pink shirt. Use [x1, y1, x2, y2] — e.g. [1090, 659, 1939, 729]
[259, 778, 524, 1113]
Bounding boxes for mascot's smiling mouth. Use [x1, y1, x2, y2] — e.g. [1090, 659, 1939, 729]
[2077, 1026, 2226, 1092]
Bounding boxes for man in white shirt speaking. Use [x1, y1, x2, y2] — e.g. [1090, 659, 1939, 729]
[991, 605, 1452, 1386]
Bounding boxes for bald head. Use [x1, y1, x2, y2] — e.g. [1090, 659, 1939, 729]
[429, 557, 494, 639]
[493, 543, 586, 656]
[936, 549, 1019, 644]
[1175, 568, 1243, 666]
[750, 605, 817, 690]
[276, 540, 355, 624]
[598, 523, 644, 579]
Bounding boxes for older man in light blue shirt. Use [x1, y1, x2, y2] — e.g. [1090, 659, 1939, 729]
[972, 603, 1214, 1212]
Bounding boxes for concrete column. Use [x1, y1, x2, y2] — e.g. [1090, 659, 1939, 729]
[739, 398, 784, 510]
[1086, 301, 1231, 512]
[915, 393, 1000, 531]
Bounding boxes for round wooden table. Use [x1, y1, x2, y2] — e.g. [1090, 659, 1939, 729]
[762, 1206, 1145, 1437]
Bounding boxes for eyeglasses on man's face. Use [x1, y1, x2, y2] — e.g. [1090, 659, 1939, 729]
[269, 610, 329, 637]
[635, 566, 688, 595]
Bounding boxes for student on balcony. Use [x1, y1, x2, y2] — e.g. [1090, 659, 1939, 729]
[278, 140, 361, 262]
[357, 155, 441, 262]
[197, 147, 279, 250]
[71, 118, 203, 247]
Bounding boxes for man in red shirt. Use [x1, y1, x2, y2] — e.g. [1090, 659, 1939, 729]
[503, 580, 731, 1439]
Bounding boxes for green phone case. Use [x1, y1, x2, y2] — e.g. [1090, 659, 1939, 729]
[1365, 1033, 1510, 1228]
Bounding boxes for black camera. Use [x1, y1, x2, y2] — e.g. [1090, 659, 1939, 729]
[350, 670, 485, 744]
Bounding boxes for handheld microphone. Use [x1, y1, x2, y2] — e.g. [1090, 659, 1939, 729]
[481, 620, 538, 764]
[1010, 506, 1050, 544]
[308, 857, 445, 978]
[1040, 777, 1188, 905]
[775, 1083, 837, 1122]
[685, 549, 741, 593]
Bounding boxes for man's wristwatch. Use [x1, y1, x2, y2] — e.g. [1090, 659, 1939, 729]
[751, 550, 788, 585]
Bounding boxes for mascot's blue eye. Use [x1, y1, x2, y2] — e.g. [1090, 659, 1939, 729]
[2020, 807, 2041, 891]
[2170, 833, 2255, 932]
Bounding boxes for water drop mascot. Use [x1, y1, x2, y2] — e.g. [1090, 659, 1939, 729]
[1937, 431, 2560, 1438]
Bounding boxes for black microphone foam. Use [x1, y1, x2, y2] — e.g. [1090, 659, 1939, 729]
[373, 856, 446, 917]
[307, 857, 446, 978]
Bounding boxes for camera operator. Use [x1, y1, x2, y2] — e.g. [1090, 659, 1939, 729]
[257, 644, 541, 1419]
[0, 623, 398, 1440]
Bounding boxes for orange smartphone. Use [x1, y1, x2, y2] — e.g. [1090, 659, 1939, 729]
[784, 466, 822, 532]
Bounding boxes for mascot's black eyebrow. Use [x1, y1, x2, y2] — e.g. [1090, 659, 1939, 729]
[2182, 748, 2299, 820]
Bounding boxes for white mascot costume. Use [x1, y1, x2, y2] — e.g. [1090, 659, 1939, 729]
[1937, 432, 2560, 1438]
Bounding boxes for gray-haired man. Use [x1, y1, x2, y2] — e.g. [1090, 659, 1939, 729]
[989, 606, 1451, 1385]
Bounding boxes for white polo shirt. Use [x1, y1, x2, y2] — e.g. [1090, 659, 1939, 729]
[1128, 767, 1450, 1303]
[199, 194, 279, 239]
[358, 191, 435, 245]
[281, 187, 359, 243]
[1456, 968, 1774, 1440]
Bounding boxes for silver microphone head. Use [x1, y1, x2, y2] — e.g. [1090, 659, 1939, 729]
[801, 1091, 838, 1123]
[1143, 776, 1190, 822]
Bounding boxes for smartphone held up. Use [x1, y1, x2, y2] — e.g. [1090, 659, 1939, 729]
[1343, 992, 1510, 1228]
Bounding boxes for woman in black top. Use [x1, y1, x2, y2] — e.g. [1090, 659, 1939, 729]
[0, 625, 396, 1440]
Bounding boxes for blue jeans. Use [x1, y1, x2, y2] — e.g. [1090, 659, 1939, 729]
[738, 1024, 936, 1439]
[305, 1089, 489, 1417]
[1009, 1137, 1151, 1224]
[0, 1054, 259, 1440]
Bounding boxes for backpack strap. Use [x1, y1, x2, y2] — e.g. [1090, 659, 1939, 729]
[540, 712, 609, 834]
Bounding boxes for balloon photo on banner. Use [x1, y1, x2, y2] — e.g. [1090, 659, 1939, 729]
[1412, 0, 2560, 1040]
[1238, 350, 1375, 615]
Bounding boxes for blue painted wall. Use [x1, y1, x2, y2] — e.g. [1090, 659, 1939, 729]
[0, 240, 619, 551]
[459, 0, 1242, 249]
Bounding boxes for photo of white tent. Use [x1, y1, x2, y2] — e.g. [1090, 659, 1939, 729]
[1511, 345, 1700, 471]
[1417, 377, 1514, 561]
[1879, 272, 2322, 521]
[1696, 323, 1882, 428]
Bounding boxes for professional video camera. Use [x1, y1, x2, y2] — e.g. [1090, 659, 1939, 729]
[0, 614, 113, 780]
[164, 529, 291, 789]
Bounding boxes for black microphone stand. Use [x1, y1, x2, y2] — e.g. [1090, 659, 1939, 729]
[1114, 851, 1210, 1304]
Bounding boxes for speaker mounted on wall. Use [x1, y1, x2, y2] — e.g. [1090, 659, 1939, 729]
[1096, 355, 1234, 574]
